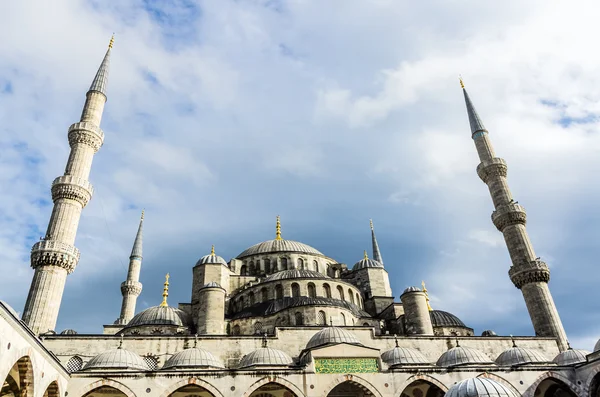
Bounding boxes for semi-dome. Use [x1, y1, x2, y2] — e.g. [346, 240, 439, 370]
[436, 344, 494, 367]
[381, 346, 430, 366]
[430, 310, 467, 328]
[60, 329, 78, 335]
[162, 347, 224, 369]
[264, 269, 329, 282]
[445, 377, 519, 397]
[353, 257, 384, 271]
[237, 239, 323, 258]
[306, 327, 361, 350]
[495, 345, 549, 366]
[553, 348, 590, 366]
[127, 305, 191, 328]
[83, 347, 149, 371]
[481, 330, 497, 337]
[238, 347, 293, 368]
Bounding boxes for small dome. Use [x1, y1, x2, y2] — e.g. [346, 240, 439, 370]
[495, 346, 549, 366]
[594, 339, 600, 352]
[201, 281, 223, 289]
[445, 377, 518, 397]
[237, 239, 323, 258]
[60, 329, 78, 335]
[436, 345, 494, 367]
[402, 286, 421, 294]
[481, 330, 497, 337]
[162, 348, 224, 369]
[0, 300, 19, 318]
[353, 258, 384, 271]
[196, 254, 227, 266]
[306, 327, 361, 350]
[127, 305, 191, 328]
[381, 346, 430, 366]
[553, 348, 590, 366]
[430, 310, 467, 328]
[83, 348, 149, 371]
[264, 269, 329, 282]
[238, 347, 293, 368]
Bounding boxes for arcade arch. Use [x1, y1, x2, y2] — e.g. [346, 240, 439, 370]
[1, 356, 34, 397]
[534, 377, 577, 397]
[82, 386, 128, 397]
[43, 381, 60, 397]
[168, 384, 216, 397]
[400, 380, 444, 397]
[589, 372, 600, 397]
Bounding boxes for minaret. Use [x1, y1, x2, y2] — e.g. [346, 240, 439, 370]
[22, 37, 114, 334]
[370, 219, 384, 265]
[115, 211, 144, 325]
[461, 78, 568, 351]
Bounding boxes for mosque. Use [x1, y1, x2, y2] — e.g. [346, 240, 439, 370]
[1, 37, 600, 397]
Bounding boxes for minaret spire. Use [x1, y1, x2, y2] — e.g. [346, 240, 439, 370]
[370, 219, 384, 265]
[462, 80, 568, 351]
[275, 215, 282, 240]
[115, 211, 144, 325]
[160, 273, 170, 307]
[23, 38, 113, 334]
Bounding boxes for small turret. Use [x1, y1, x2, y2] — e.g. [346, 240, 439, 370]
[400, 285, 434, 336]
[191, 246, 230, 330]
[196, 282, 226, 335]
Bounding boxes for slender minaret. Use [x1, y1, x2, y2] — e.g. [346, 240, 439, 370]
[370, 219, 383, 265]
[115, 211, 144, 325]
[461, 78, 568, 351]
[22, 37, 114, 334]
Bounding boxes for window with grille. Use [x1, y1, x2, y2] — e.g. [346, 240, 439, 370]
[143, 355, 159, 371]
[318, 311, 327, 325]
[66, 356, 83, 373]
[254, 322, 263, 334]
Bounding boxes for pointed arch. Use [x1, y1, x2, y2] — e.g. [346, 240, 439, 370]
[397, 374, 448, 396]
[586, 366, 600, 397]
[159, 377, 223, 397]
[43, 380, 60, 397]
[523, 371, 580, 397]
[77, 379, 137, 397]
[476, 372, 520, 396]
[323, 374, 383, 397]
[242, 376, 304, 397]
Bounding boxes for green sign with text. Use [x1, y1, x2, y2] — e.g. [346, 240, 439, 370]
[314, 358, 379, 374]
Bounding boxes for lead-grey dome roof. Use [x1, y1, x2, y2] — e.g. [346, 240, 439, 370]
[127, 306, 191, 328]
[196, 253, 227, 266]
[237, 239, 323, 258]
[553, 348, 590, 366]
[201, 281, 223, 289]
[430, 310, 467, 328]
[381, 346, 430, 366]
[83, 348, 149, 371]
[60, 329, 78, 335]
[481, 330, 497, 337]
[436, 345, 494, 367]
[162, 348, 224, 369]
[495, 346, 549, 366]
[264, 269, 329, 282]
[238, 347, 293, 368]
[352, 258, 384, 271]
[306, 327, 361, 350]
[402, 286, 421, 294]
[445, 377, 519, 397]
[595, 339, 600, 352]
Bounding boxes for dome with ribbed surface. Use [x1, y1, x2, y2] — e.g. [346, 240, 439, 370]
[446, 377, 519, 397]
[402, 286, 421, 294]
[353, 258, 384, 271]
[238, 347, 293, 368]
[381, 346, 430, 366]
[436, 345, 494, 367]
[237, 239, 323, 258]
[430, 310, 467, 328]
[196, 254, 227, 266]
[201, 281, 223, 289]
[60, 329, 78, 335]
[495, 346, 549, 366]
[264, 269, 329, 282]
[162, 348, 224, 369]
[553, 348, 590, 366]
[83, 348, 149, 371]
[127, 306, 191, 328]
[306, 327, 361, 350]
[481, 330, 497, 337]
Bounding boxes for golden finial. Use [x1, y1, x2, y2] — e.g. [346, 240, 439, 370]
[140, 209, 145, 221]
[108, 34, 115, 49]
[421, 280, 433, 311]
[364, 250, 368, 260]
[275, 216, 282, 240]
[370, 219, 374, 230]
[459, 75, 465, 89]
[160, 273, 170, 307]
[210, 245, 215, 256]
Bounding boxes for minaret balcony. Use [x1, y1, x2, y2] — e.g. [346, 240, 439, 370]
[477, 158, 507, 183]
[31, 240, 80, 273]
[491, 203, 527, 231]
[121, 280, 143, 296]
[68, 122, 104, 152]
[509, 259, 550, 289]
[51, 175, 94, 207]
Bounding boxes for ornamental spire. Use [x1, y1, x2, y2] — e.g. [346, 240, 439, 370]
[211, 245, 215, 256]
[88, 35, 114, 96]
[275, 215, 282, 240]
[370, 219, 384, 265]
[364, 250, 368, 260]
[130, 210, 144, 259]
[160, 273, 170, 307]
[421, 280, 433, 311]
[460, 77, 487, 136]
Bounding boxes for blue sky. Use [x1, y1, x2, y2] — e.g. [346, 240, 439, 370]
[1, 0, 600, 350]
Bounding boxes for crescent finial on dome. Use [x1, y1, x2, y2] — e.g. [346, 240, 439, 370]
[275, 215, 282, 240]
[160, 273, 170, 307]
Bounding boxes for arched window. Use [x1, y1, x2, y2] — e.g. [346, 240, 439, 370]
[261, 287, 268, 302]
[281, 257, 288, 270]
[275, 284, 283, 299]
[297, 258, 304, 269]
[313, 260, 319, 272]
[341, 313, 346, 326]
[334, 269, 340, 278]
[307, 283, 316, 298]
[248, 292, 255, 306]
[264, 259, 271, 273]
[318, 310, 327, 325]
[356, 293, 361, 307]
[239, 296, 245, 308]
[291, 283, 300, 298]
[240, 265, 247, 276]
[295, 312, 303, 325]
[323, 283, 332, 298]
[349, 289, 355, 304]
[363, 322, 370, 327]
[254, 321, 263, 335]
[66, 356, 83, 373]
[255, 259, 261, 272]
[233, 325, 241, 335]
[337, 286, 345, 301]
[249, 261, 255, 275]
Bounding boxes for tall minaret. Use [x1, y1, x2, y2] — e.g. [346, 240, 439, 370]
[461, 78, 568, 351]
[115, 211, 144, 325]
[22, 37, 114, 334]
[370, 219, 384, 265]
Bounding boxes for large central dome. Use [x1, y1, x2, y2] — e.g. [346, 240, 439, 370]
[237, 239, 323, 258]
